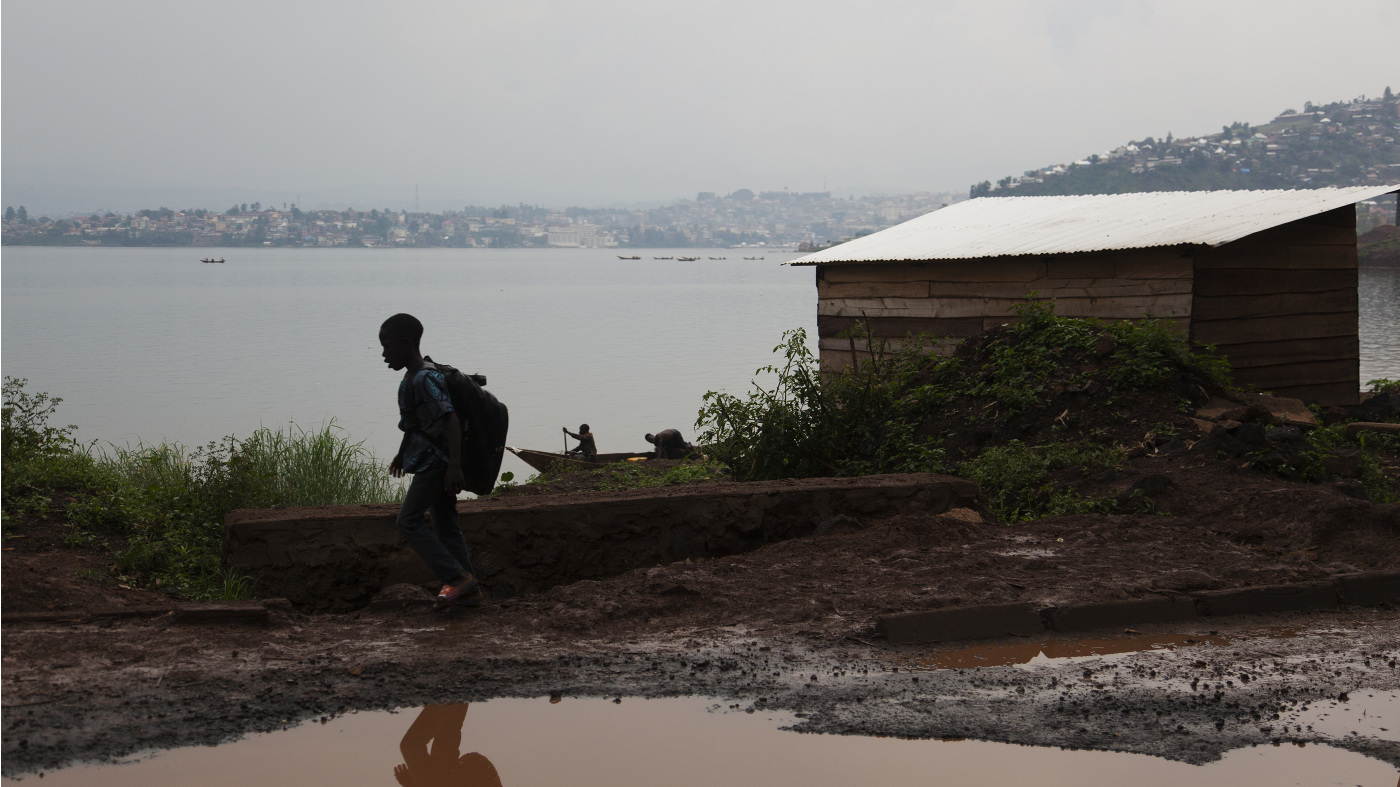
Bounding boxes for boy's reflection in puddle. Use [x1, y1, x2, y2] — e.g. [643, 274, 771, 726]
[393, 704, 502, 787]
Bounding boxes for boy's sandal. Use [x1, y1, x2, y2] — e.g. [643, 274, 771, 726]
[456, 586, 485, 608]
[434, 577, 480, 608]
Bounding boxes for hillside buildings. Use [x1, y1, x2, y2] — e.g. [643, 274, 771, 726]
[1, 190, 963, 249]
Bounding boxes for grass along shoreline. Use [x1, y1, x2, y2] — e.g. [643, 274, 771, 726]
[2, 377, 402, 600]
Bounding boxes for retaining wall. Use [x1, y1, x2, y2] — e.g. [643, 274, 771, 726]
[224, 474, 977, 611]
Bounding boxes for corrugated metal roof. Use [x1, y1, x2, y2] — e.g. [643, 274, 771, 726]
[790, 185, 1400, 265]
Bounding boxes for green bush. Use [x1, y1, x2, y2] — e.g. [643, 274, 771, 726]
[235, 422, 405, 507]
[696, 327, 945, 481]
[956, 440, 1122, 523]
[696, 300, 1227, 485]
[77, 425, 402, 598]
[1, 379, 102, 534]
[3, 377, 402, 600]
[1277, 422, 1400, 503]
[1368, 378, 1400, 395]
[958, 300, 1231, 411]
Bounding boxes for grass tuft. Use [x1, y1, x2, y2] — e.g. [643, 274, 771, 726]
[3, 377, 402, 600]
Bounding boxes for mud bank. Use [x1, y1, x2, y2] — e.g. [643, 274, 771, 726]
[224, 474, 976, 610]
[3, 609, 1397, 777]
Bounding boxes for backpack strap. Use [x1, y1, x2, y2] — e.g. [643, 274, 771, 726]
[416, 359, 470, 437]
[403, 362, 444, 421]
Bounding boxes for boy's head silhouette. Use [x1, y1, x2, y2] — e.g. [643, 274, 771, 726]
[380, 313, 424, 371]
[578, 424, 590, 434]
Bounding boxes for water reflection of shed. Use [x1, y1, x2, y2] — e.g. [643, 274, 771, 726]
[790, 185, 1400, 406]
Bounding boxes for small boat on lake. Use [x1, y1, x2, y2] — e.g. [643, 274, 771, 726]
[677, 256, 700, 261]
[617, 255, 642, 260]
[200, 257, 225, 263]
[506, 446, 654, 473]
[743, 256, 765, 260]
[653, 256, 673, 260]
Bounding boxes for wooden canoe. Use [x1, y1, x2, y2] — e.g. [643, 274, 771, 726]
[506, 447, 654, 473]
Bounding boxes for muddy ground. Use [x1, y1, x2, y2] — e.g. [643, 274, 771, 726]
[5, 442, 1400, 776]
[4, 605, 1399, 778]
[6, 335, 1400, 778]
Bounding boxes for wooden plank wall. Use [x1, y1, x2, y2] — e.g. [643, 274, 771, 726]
[1191, 206, 1359, 406]
[815, 248, 1193, 371]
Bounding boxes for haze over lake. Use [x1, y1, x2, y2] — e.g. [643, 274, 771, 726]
[3, 247, 1397, 482]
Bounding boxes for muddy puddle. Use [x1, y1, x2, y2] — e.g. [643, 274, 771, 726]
[6, 696, 1397, 786]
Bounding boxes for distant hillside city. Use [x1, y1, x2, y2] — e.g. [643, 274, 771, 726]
[974, 90, 1400, 228]
[0, 189, 960, 250]
[4, 90, 1398, 249]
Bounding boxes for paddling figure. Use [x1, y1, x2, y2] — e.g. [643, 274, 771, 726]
[562, 424, 597, 462]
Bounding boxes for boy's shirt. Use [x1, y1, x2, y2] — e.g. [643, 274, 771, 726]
[398, 367, 455, 474]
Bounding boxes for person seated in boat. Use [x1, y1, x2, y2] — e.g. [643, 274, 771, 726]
[563, 424, 597, 462]
[645, 429, 692, 460]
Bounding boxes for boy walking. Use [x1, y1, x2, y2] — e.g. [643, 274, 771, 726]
[379, 313, 481, 608]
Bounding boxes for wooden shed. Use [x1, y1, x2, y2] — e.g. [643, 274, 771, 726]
[791, 185, 1400, 407]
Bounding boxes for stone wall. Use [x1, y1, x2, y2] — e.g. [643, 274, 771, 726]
[223, 474, 977, 610]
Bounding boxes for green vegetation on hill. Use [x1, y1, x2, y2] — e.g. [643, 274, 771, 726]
[970, 90, 1400, 199]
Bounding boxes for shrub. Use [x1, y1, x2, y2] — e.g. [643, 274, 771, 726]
[695, 300, 1227, 485]
[1368, 378, 1400, 395]
[954, 300, 1231, 411]
[235, 422, 404, 507]
[956, 440, 1121, 523]
[1276, 422, 1400, 503]
[3, 378, 402, 599]
[2, 378, 102, 533]
[696, 327, 945, 481]
[74, 424, 402, 598]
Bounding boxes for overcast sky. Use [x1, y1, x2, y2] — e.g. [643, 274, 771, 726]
[3, 0, 1398, 214]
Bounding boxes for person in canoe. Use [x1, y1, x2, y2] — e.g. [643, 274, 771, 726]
[645, 429, 693, 460]
[562, 424, 597, 462]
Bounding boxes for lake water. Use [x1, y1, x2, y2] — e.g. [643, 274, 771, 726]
[0, 247, 813, 480]
[1359, 265, 1400, 387]
[2, 249, 1397, 481]
[6, 696, 1396, 786]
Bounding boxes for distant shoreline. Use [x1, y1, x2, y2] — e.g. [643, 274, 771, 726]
[0, 243, 800, 252]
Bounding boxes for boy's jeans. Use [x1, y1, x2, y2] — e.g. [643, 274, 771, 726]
[397, 466, 475, 585]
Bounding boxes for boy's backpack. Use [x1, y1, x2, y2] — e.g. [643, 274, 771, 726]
[421, 358, 509, 495]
